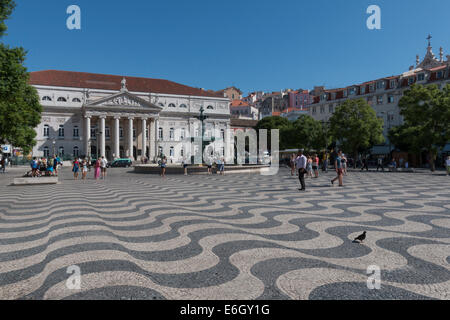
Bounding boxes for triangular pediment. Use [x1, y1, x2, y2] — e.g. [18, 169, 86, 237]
[86, 91, 162, 111]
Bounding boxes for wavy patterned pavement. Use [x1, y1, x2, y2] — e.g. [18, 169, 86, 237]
[0, 167, 449, 300]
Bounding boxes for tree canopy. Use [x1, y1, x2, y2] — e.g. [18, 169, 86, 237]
[0, 0, 42, 154]
[389, 84, 450, 171]
[329, 98, 384, 162]
[255, 115, 328, 152]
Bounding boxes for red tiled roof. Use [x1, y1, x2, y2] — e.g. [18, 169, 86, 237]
[428, 65, 447, 72]
[29, 70, 224, 98]
[230, 100, 250, 107]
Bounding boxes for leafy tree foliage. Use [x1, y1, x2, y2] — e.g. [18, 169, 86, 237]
[0, 0, 42, 154]
[389, 84, 450, 171]
[329, 98, 384, 164]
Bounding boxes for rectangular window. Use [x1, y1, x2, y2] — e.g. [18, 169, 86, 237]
[58, 125, 64, 138]
[376, 81, 385, 90]
[377, 96, 383, 105]
[418, 73, 425, 81]
[43, 125, 50, 137]
[329, 105, 334, 113]
[320, 106, 325, 114]
[360, 87, 366, 95]
[408, 77, 415, 85]
[388, 95, 394, 103]
[73, 126, 79, 137]
[390, 80, 397, 88]
[437, 71, 443, 79]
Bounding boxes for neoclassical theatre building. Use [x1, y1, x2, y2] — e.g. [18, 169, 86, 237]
[29, 70, 232, 163]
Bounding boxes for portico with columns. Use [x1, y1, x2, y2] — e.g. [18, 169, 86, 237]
[83, 83, 161, 161]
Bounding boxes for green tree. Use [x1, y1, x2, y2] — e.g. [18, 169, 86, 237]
[291, 114, 323, 151]
[390, 84, 450, 171]
[0, 0, 42, 154]
[0, 0, 15, 37]
[329, 99, 384, 167]
[255, 116, 293, 150]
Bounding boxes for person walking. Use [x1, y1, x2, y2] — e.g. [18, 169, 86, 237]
[376, 157, 384, 172]
[206, 157, 213, 175]
[361, 156, 369, 171]
[81, 159, 88, 180]
[306, 156, 313, 179]
[219, 157, 225, 175]
[341, 154, 347, 175]
[182, 157, 188, 176]
[445, 156, 450, 176]
[295, 150, 307, 191]
[100, 156, 108, 179]
[290, 154, 296, 176]
[331, 150, 344, 187]
[72, 159, 80, 180]
[312, 154, 319, 178]
[94, 158, 101, 180]
[0, 156, 5, 173]
[322, 153, 328, 172]
[160, 156, 167, 178]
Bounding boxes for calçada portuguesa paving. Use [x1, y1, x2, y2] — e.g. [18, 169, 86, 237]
[0, 166, 449, 300]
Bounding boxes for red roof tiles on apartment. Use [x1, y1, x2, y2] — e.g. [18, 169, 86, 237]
[28, 70, 224, 98]
[230, 100, 250, 107]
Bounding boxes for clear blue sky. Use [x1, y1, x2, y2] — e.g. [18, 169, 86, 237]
[3, 0, 450, 95]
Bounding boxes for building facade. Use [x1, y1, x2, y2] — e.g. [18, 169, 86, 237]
[309, 42, 450, 153]
[29, 70, 231, 163]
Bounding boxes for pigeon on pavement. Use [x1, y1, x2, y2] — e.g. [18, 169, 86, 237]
[354, 231, 366, 243]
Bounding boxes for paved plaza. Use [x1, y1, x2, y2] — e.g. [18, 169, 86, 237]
[0, 167, 449, 300]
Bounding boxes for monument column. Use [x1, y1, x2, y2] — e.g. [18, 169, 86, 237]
[128, 117, 134, 160]
[99, 115, 106, 158]
[113, 115, 120, 160]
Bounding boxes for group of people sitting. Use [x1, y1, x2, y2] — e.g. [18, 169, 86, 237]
[28, 156, 61, 177]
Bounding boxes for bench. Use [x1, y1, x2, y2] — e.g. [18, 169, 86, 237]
[12, 177, 59, 186]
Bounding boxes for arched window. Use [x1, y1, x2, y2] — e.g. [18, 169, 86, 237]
[42, 96, 52, 101]
[57, 97, 67, 102]
[73, 126, 79, 138]
[207, 105, 214, 110]
[168, 103, 176, 108]
[43, 146, 50, 157]
[43, 125, 50, 137]
[170, 147, 174, 157]
[180, 104, 187, 108]
[73, 146, 79, 157]
[72, 98, 81, 103]
[158, 103, 164, 107]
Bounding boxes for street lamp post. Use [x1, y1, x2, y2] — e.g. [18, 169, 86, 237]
[52, 140, 56, 157]
[195, 106, 209, 164]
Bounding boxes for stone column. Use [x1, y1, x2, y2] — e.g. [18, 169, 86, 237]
[155, 118, 159, 158]
[84, 115, 91, 157]
[149, 118, 156, 161]
[99, 115, 106, 158]
[128, 117, 134, 160]
[113, 116, 120, 160]
[141, 117, 147, 160]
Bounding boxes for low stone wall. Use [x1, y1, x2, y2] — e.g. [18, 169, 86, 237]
[134, 164, 270, 175]
[12, 177, 59, 186]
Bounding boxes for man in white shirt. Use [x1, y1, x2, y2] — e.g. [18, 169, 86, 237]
[100, 156, 108, 179]
[295, 149, 307, 191]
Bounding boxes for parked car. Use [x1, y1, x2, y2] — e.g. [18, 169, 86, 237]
[107, 158, 133, 168]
